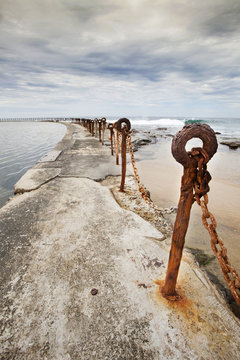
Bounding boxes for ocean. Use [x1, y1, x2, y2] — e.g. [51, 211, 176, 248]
[123, 116, 240, 139]
[0, 121, 66, 208]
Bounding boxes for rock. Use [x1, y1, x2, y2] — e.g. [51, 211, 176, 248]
[149, 135, 157, 144]
[215, 131, 221, 135]
[220, 141, 240, 149]
[131, 137, 152, 151]
[131, 129, 139, 134]
[156, 127, 167, 131]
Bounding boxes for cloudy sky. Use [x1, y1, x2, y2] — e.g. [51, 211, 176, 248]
[0, 0, 240, 118]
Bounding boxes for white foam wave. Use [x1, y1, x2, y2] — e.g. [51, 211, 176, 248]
[130, 118, 184, 127]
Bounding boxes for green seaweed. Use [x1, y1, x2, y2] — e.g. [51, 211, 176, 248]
[186, 247, 215, 266]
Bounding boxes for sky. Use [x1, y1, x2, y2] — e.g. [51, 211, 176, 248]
[0, 0, 240, 118]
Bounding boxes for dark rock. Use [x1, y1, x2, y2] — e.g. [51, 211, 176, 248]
[220, 141, 240, 149]
[131, 129, 139, 134]
[156, 127, 167, 131]
[131, 137, 152, 151]
[215, 131, 221, 135]
[150, 136, 157, 144]
[135, 138, 152, 145]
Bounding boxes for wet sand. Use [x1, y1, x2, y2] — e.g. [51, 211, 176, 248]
[133, 137, 240, 304]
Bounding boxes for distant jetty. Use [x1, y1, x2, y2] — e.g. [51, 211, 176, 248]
[0, 117, 75, 122]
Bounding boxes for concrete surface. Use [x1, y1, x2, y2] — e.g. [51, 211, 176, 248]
[38, 150, 62, 162]
[0, 123, 240, 360]
[14, 168, 61, 193]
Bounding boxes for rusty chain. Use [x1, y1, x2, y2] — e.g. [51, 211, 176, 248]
[116, 130, 121, 165]
[191, 148, 240, 307]
[127, 134, 152, 203]
[113, 129, 117, 153]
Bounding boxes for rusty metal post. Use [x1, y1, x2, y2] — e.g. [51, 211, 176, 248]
[94, 119, 98, 137]
[91, 120, 94, 136]
[161, 166, 196, 296]
[120, 128, 127, 192]
[108, 123, 114, 156]
[98, 120, 102, 142]
[162, 124, 218, 297]
[113, 122, 119, 165]
[116, 132, 119, 165]
[101, 118, 106, 145]
[116, 118, 131, 192]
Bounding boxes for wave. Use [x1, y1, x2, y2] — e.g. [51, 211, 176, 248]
[184, 119, 205, 125]
[130, 118, 185, 127]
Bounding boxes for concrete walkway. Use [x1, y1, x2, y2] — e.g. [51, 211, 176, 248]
[0, 123, 239, 360]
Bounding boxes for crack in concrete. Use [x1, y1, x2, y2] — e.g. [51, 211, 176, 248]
[14, 174, 60, 195]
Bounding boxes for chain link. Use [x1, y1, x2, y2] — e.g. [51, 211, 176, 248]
[192, 148, 240, 306]
[127, 134, 152, 203]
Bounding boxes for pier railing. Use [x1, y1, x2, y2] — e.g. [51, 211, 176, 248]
[72, 117, 240, 308]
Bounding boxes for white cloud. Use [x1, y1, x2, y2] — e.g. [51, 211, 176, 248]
[0, 0, 240, 117]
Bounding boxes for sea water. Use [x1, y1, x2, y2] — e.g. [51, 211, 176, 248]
[0, 121, 66, 208]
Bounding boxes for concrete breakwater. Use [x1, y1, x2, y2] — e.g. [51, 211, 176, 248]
[0, 123, 240, 359]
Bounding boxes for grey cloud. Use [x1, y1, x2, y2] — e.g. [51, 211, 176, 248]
[0, 0, 240, 116]
[66, 2, 118, 21]
[201, 7, 240, 37]
[26, 82, 58, 88]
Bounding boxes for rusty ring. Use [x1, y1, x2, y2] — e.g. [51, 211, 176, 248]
[172, 123, 218, 167]
[108, 123, 113, 129]
[116, 118, 131, 133]
[101, 117, 106, 122]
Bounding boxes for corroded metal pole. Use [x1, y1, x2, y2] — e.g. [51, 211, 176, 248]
[108, 123, 114, 156]
[94, 118, 98, 138]
[116, 130, 119, 165]
[91, 120, 94, 136]
[113, 121, 120, 165]
[98, 120, 102, 142]
[162, 123, 218, 297]
[161, 166, 196, 295]
[120, 128, 127, 192]
[102, 117, 106, 145]
[116, 118, 131, 192]
[88, 120, 91, 133]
